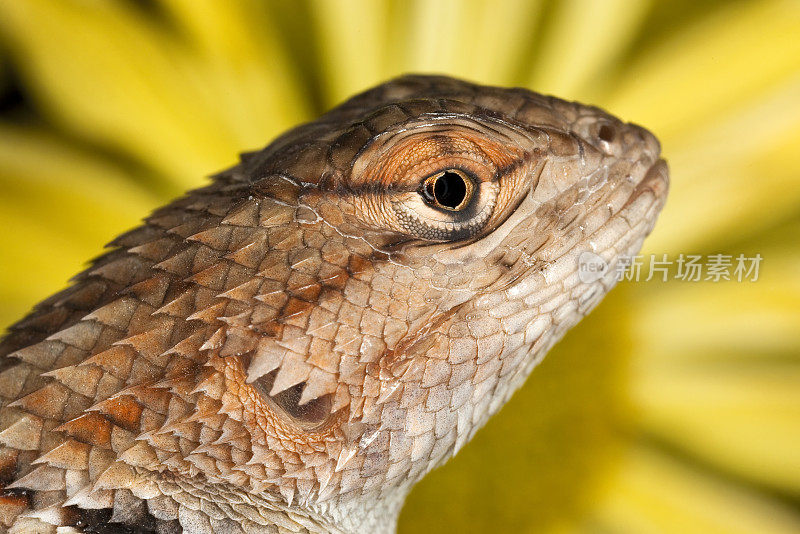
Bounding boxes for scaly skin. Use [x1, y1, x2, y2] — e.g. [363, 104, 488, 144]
[0, 75, 668, 533]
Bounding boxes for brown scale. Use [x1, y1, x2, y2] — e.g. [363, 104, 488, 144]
[0, 75, 667, 533]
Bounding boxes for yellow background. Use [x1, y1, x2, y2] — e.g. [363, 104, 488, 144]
[0, 1, 798, 532]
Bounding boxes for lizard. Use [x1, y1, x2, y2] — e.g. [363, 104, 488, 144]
[0, 74, 668, 534]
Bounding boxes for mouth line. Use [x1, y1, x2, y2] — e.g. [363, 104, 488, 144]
[625, 158, 669, 208]
[495, 158, 669, 286]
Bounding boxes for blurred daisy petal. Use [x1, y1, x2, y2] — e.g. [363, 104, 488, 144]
[645, 77, 800, 253]
[157, 0, 312, 148]
[0, 0, 304, 186]
[631, 365, 800, 493]
[0, 125, 159, 327]
[395, 0, 467, 75]
[633, 274, 800, 360]
[399, 0, 543, 85]
[528, 0, 651, 98]
[590, 447, 800, 534]
[630, 214, 800, 495]
[608, 0, 800, 138]
[310, 0, 390, 104]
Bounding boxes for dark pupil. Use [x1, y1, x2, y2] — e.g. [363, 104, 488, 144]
[428, 171, 467, 209]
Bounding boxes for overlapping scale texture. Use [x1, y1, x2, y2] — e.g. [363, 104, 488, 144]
[0, 75, 666, 533]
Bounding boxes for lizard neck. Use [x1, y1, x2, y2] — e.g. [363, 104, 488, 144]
[324, 491, 407, 534]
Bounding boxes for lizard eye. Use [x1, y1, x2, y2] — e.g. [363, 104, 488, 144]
[391, 167, 498, 242]
[421, 169, 474, 211]
[252, 370, 332, 430]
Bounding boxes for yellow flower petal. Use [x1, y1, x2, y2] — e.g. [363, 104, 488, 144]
[632, 364, 800, 494]
[607, 0, 800, 139]
[644, 78, 800, 253]
[634, 217, 800, 360]
[158, 0, 312, 146]
[0, 125, 159, 329]
[626, 207, 800, 495]
[0, 0, 306, 187]
[311, 0, 545, 104]
[631, 221, 800, 492]
[397, 0, 543, 85]
[589, 447, 800, 534]
[632, 275, 800, 360]
[309, 0, 391, 104]
[527, 0, 651, 98]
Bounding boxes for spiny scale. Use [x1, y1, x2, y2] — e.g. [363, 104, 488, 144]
[0, 75, 667, 533]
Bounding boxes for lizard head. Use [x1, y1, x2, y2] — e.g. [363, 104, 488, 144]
[214, 75, 668, 530]
[0, 75, 667, 533]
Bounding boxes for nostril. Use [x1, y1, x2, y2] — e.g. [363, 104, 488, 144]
[598, 124, 615, 143]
